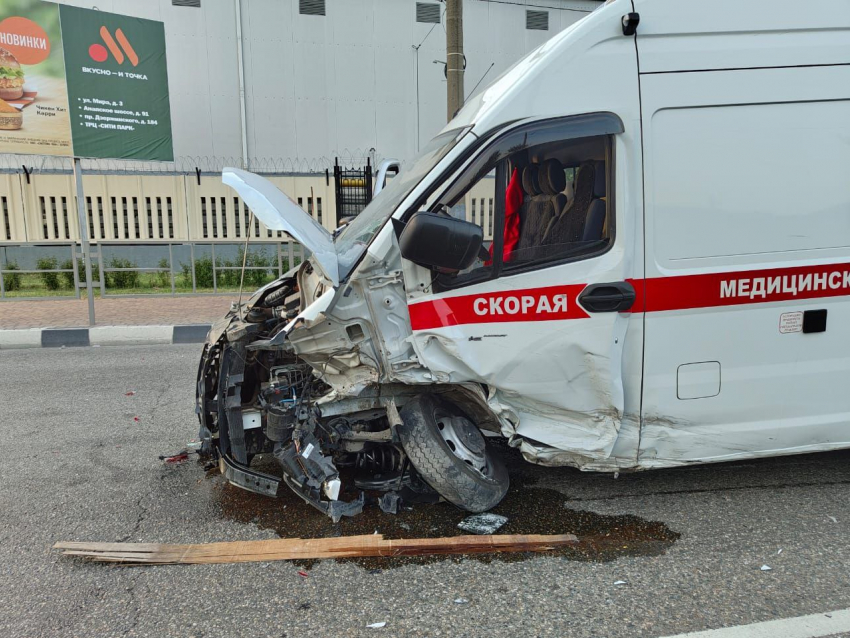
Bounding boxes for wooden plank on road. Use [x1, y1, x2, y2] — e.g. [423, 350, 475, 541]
[54, 533, 578, 565]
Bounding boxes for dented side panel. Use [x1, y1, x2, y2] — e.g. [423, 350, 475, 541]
[396, 14, 645, 467]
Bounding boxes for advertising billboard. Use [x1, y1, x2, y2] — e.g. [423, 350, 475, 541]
[0, 0, 70, 155]
[0, 0, 172, 161]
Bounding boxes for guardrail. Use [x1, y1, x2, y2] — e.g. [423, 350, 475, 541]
[0, 240, 308, 300]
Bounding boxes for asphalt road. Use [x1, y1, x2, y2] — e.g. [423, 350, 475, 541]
[1, 344, 849, 638]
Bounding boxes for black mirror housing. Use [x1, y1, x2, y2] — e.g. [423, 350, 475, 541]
[398, 210, 484, 272]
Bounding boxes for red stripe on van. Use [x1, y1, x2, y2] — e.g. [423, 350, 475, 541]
[408, 284, 589, 330]
[409, 262, 850, 330]
[641, 262, 850, 313]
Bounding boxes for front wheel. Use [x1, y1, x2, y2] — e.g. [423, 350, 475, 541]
[398, 394, 509, 512]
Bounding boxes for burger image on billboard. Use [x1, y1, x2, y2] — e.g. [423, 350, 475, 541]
[0, 97, 21, 129]
[0, 47, 24, 100]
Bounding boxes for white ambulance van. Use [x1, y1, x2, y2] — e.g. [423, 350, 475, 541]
[198, 0, 850, 519]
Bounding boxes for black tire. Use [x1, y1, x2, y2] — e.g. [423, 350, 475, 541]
[398, 394, 509, 512]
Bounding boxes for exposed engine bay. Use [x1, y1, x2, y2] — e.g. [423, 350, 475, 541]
[196, 261, 509, 522]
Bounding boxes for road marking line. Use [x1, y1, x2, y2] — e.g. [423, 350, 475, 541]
[659, 609, 850, 638]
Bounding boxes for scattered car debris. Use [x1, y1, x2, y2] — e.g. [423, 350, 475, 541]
[760, 565, 772, 571]
[159, 450, 191, 464]
[454, 598, 469, 604]
[53, 532, 578, 565]
[827, 515, 838, 523]
[366, 622, 387, 629]
[297, 570, 309, 578]
[614, 580, 627, 585]
[777, 548, 783, 554]
[457, 513, 508, 535]
[161, 453, 189, 465]
[125, 391, 136, 396]
[133, 416, 140, 422]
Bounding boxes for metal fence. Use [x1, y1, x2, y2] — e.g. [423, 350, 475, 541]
[0, 240, 307, 300]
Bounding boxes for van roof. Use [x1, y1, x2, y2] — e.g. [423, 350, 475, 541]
[448, 0, 850, 135]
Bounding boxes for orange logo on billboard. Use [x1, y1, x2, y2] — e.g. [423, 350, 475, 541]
[88, 26, 138, 66]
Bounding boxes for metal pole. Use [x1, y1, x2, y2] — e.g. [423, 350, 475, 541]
[236, 212, 254, 319]
[73, 157, 95, 326]
[168, 242, 175, 295]
[97, 242, 105, 295]
[211, 242, 217, 292]
[71, 242, 80, 299]
[445, 0, 464, 121]
[277, 242, 282, 276]
[190, 242, 196, 292]
[414, 44, 420, 152]
[234, 0, 250, 170]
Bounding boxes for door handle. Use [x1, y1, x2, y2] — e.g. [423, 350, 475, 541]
[578, 281, 636, 313]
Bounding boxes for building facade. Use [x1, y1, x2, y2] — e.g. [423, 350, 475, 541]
[51, 0, 600, 169]
[0, 0, 602, 245]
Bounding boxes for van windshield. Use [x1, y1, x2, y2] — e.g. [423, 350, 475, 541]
[335, 127, 468, 281]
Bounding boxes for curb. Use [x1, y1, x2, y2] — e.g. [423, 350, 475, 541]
[0, 324, 211, 349]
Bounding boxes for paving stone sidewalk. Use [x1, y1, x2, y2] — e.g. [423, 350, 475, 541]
[0, 295, 237, 330]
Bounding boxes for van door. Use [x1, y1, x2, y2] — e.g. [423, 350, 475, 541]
[637, 26, 850, 462]
[401, 114, 644, 466]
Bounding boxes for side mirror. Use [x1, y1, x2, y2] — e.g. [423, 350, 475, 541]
[398, 210, 484, 272]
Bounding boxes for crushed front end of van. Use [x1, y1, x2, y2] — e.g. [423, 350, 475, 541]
[195, 165, 513, 521]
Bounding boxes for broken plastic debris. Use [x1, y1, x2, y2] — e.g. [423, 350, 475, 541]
[133, 416, 140, 422]
[827, 515, 838, 523]
[614, 580, 627, 585]
[297, 570, 309, 578]
[454, 598, 468, 604]
[457, 513, 508, 535]
[760, 565, 772, 571]
[777, 548, 783, 555]
[378, 492, 400, 515]
[161, 452, 189, 464]
[366, 622, 386, 629]
[125, 391, 136, 396]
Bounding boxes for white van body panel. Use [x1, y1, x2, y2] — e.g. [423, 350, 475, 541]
[632, 0, 850, 73]
[636, 2, 850, 466]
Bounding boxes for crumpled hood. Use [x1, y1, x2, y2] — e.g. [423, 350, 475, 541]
[222, 167, 339, 286]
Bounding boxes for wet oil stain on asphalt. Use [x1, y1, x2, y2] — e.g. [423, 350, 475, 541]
[210, 444, 680, 570]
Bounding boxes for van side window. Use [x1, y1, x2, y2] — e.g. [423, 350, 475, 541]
[432, 132, 611, 289]
[504, 135, 610, 270]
